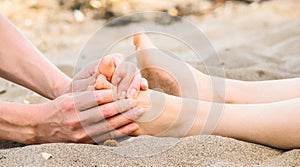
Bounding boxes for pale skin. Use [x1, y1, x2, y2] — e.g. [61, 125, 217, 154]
[2, 13, 298, 149]
[96, 33, 300, 149]
[0, 15, 148, 144]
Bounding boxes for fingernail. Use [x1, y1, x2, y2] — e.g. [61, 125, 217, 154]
[130, 123, 139, 131]
[128, 89, 137, 98]
[134, 107, 145, 117]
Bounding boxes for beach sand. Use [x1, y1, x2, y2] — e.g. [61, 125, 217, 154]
[0, 0, 299, 166]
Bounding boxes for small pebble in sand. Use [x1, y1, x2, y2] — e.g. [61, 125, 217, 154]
[0, 87, 6, 94]
[41, 152, 52, 160]
[103, 139, 118, 147]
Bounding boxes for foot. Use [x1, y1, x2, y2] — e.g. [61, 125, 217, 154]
[131, 90, 185, 137]
[134, 32, 217, 102]
[133, 32, 181, 97]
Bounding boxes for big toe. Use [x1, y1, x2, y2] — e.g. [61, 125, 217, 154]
[133, 32, 156, 51]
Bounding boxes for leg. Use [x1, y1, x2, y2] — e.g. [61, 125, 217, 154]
[133, 90, 300, 149]
[134, 33, 300, 104]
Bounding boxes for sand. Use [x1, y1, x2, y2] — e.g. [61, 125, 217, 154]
[0, 0, 300, 166]
[0, 136, 291, 166]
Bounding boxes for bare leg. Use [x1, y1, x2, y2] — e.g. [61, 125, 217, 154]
[133, 90, 300, 149]
[134, 33, 300, 104]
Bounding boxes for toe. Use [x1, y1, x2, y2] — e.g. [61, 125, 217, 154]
[133, 32, 156, 51]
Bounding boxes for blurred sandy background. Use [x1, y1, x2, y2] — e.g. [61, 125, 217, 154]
[0, 0, 299, 166]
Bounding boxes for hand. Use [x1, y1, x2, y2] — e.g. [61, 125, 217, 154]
[67, 61, 99, 93]
[32, 90, 145, 144]
[95, 53, 148, 99]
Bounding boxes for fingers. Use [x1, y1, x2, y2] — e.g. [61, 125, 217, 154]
[73, 90, 114, 111]
[111, 62, 139, 99]
[83, 107, 145, 143]
[74, 61, 98, 80]
[95, 52, 148, 99]
[94, 67, 148, 99]
[78, 99, 138, 126]
[72, 61, 99, 93]
[127, 74, 141, 99]
[90, 123, 139, 143]
[68, 122, 139, 144]
[67, 98, 141, 144]
[72, 75, 96, 92]
[97, 107, 143, 133]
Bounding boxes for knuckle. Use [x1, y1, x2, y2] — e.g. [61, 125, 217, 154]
[116, 69, 126, 78]
[72, 132, 86, 142]
[100, 105, 112, 117]
[106, 119, 117, 129]
[95, 91, 103, 103]
[69, 120, 81, 130]
[64, 117, 81, 130]
[62, 99, 75, 111]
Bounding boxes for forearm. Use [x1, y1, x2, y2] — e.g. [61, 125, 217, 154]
[0, 102, 40, 144]
[0, 15, 70, 99]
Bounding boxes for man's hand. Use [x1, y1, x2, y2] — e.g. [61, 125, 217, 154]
[63, 61, 99, 94]
[32, 90, 145, 144]
[95, 54, 148, 99]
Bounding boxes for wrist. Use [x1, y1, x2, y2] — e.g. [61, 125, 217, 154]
[29, 102, 54, 144]
[22, 104, 42, 144]
[52, 77, 72, 99]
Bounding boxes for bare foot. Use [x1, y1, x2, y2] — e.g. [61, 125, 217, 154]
[134, 32, 215, 102]
[134, 33, 181, 97]
[131, 88, 203, 137]
[131, 33, 211, 137]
